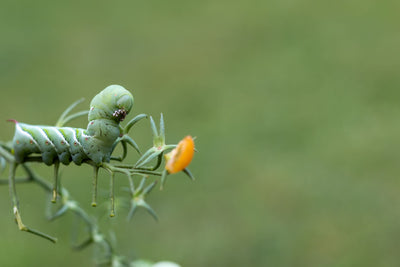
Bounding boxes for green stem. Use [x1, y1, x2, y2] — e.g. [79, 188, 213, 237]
[0, 147, 117, 262]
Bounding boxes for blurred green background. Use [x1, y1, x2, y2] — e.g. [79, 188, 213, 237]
[1, 0, 400, 266]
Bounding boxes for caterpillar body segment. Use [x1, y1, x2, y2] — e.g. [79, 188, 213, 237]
[12, 123, 88, 166]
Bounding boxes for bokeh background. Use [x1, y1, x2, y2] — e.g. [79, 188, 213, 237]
[1, 0, 400, 266]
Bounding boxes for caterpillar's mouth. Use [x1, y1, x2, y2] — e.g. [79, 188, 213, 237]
[112, 108, 127, 121]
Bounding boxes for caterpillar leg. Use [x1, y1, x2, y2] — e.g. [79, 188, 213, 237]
[9, 163, 57, 243]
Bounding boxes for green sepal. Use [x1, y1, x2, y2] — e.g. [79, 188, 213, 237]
[124, 113, 147, 134]
[122, 135, 141, 155]
[56, 98, 87, 127]
[139, 200, 158, 221]
[160, 169, 168, 190]
[183, 168, 195, 181]
[135, 145, 175, 169]
[149, 114, 165, 147]
[135, 149, 162, 168]
[0, 157, 6, 175]
[160, 168, 194, 191]
[48, 204, 69, 221]
[110, 135, 141, 162]
[72, 237, 93, 251]
[127, 178, 158, 221]
[135, 148, 156, 167]
[60, 110, 89, 127]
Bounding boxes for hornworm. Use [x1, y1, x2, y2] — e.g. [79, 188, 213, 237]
[11, 84, 133, 166]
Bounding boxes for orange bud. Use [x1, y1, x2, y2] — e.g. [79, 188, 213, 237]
[165, 136, 195, 174]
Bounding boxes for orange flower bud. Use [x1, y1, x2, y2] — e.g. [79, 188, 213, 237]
[165, 136, 195, 174]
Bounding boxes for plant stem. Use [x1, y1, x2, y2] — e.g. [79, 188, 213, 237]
[0, 147, 124, 266]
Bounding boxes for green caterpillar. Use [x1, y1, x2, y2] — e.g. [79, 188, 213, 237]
[11, 84, 133, 166]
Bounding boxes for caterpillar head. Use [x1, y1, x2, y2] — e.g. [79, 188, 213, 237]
[89, 85, 134, 122]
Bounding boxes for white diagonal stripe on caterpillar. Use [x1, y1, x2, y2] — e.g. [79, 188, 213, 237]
[16, 123, 40, 148]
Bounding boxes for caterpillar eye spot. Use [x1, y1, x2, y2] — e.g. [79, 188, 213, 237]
[112, 109, 127, 122]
